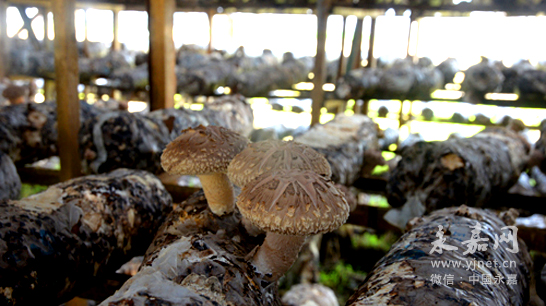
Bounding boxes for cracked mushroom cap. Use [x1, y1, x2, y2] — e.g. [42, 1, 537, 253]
[237, 169, 350, 236]
[227, 139, 331, 187]
[161, 125, 249, 175]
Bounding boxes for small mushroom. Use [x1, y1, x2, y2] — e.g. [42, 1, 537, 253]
[2, 84, 27, 105]
[161, 125, 249, 216]
[228, 139, 331, 188]
[282, 283, 339, 306]
[237, 169, 350, 282]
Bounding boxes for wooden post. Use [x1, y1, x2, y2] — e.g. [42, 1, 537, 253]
[406, 12, 418, 59]
[83, 9, 90, 58]
[207, 8, 214, 54]
[310, 0, 330, 126]
[53, 0, 81, 181]
[15, 6, 41, 50]
[111, 7, 121, 51]
[366, 17, 376, 68]
[148, 0, 176, 111]
[44, 79, 55, 101]
[336, 15, 347, 81]
[42, 8, 52, 51]
[346, 17, 363, 72]
[0, 0, 7, 79]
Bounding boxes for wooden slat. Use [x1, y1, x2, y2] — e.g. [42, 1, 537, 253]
[365, 17, 376, 68]
[207, 8, 214, 54]
[310, 0, 330, 126]
[347, 17, 363, 70]
[15, 5, 41, 49]
[41, 8, 52, 51]
[44, 79, 55, 100]
[0, 0, 7, 79]
[53, 0, 82, 181]
[111, 7, 121, 51]
[335, 15, 346, 81]
[148, 0, 176, 110]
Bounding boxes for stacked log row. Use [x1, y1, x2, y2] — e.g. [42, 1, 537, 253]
[336, 58, 444, 100]
[0, 101, 103, 165]
[227, 55, 312, 97]
[386, 127, 529, 227]
[295, 114, 383, 186]
[0, 152, 21, 200]
[533, 124, 546, 173]
[0, 169, 172, 306]
[79, 111, 171, 174]
[80, 95, 254, 174]
[100, 190, 282, 306]
[346, 205, 531, 306]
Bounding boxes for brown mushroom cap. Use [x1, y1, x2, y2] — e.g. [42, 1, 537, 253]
[227, 139, 331, 187]
[161, 125, 249, 175]
[237, 169, 349, 236]
[2, 85, 27, 101]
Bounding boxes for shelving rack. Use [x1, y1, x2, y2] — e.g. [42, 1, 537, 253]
[3, 2, 546, 303]
[3, 0, 546, 222]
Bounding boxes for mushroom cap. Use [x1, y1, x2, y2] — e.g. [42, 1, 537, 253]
[161, 125, 249, 175]
[227, 139, 331, 187]
[237, 169, 349, 236]
[2, 84, 27, 100]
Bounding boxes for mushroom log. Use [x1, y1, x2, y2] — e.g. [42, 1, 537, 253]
[385, 127, 529, 229]
[0, 101, 103, 166]
[0, 169, 172, 305]
[347, 205, 531, 306]
[0, 152, 21, 200]
[100, 190, 283, 306]
[295, 114, 383, 186]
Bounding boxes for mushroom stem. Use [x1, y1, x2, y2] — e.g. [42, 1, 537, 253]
[197, 173, 235, 216]
[251, 232, 306, 282]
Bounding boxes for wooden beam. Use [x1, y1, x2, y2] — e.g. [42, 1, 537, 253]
[0, 0, 7, 79]
[207, 8, 214, 54]
[44, 79, 55, 101]
[53, 0, 81, 181]
[310, 0, 330, 126]
[406, 12, 420, 59]
[336, 15, 346, 81]
[15, 5, 41, 49]
[41, 8, 52, 51]
[111, 7, 121, 51]
[351, 17, 364, 70]
[148, 0, 176, 111]
[82, 9, 90, 58]
[365, 17, 376, 68]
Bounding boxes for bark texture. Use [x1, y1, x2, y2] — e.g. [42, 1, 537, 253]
[295, 114, 382, 186]
[101, 191, 282, 306]
[79, 111, 171, 174]
[0, 169, 172, 306]
[347, 206, 532, 306]
[80, 95, 254, 174]
[0, 101, 103, 165]
[533, 124, 546, 173]
[387, 128, 529, 215]
[0, 152, 20, 200]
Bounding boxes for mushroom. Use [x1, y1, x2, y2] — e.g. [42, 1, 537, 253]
[161, 125, 249, 216]
[282, 283, 339, 306]
[227, 139, 332, 188]
[237, 169, 350, 281]
[2, 84, 27, 105]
